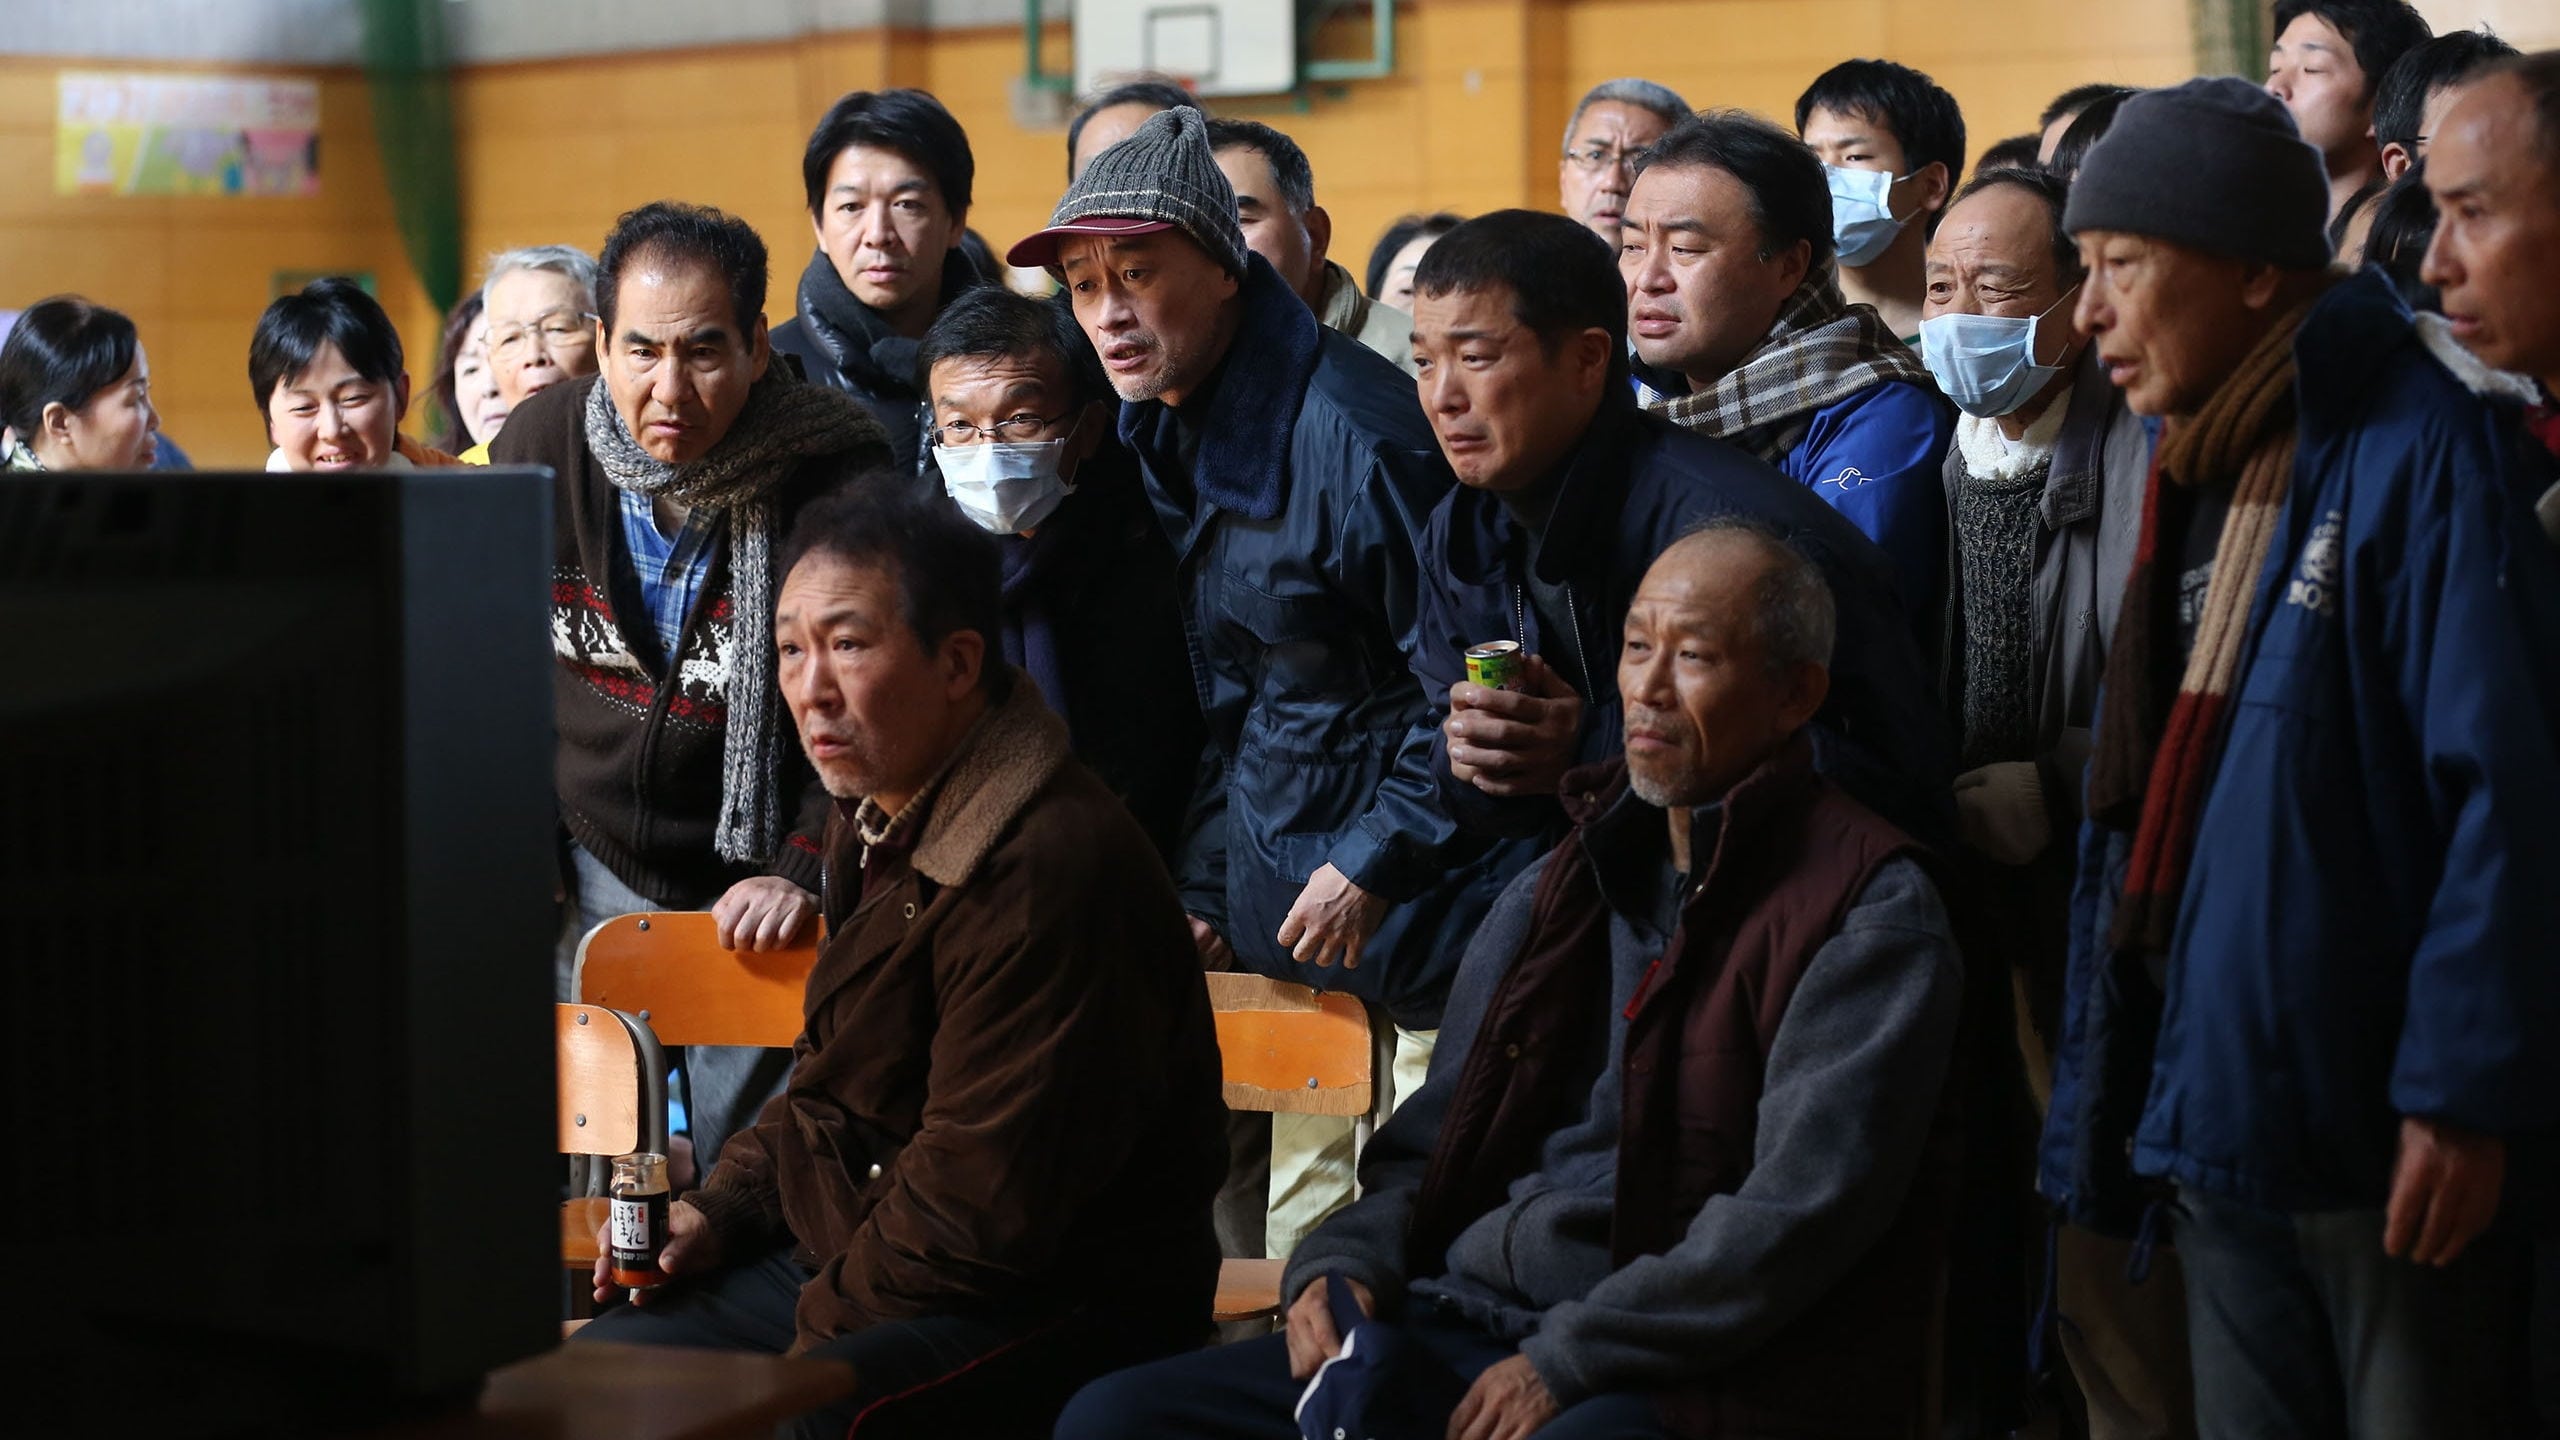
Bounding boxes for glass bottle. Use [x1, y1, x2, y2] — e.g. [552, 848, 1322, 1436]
[607, 1151, 669, 1294]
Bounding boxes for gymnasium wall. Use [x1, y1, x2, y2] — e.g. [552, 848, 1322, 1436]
[11, 0, 2549, 467]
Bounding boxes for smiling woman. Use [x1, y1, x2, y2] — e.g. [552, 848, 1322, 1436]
[250, 277, 457, 471]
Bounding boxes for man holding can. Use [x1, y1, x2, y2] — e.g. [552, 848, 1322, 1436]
[1406, 211, 2028, 1427]
[1412, 209, 1949, 847]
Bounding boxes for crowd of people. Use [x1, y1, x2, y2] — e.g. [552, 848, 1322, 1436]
[7, 2, 2560, 1436]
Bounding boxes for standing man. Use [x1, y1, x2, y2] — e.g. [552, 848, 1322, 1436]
[1622, 110, 1953, 634]
[2042, 77, 2560, 1436]
[1410, 208, 1948, 851]
[481, 245, 601, 450]
[1067, 78, 1197, 183]
[496, 201, 891, 1167]
[1209, 117, 1416, 373]
[1009, 107, 1499, 1259]
[2375, 28, 2521, 182]
[915, 285, 1204, 858]
[1797, 58, 1967, 345]
[1918, 166, 2188, 1440]
[2424, 51, 2560, 487]
[1558, 79, 1690, 249]
[2266, 0, 2432, 247]
[772, 89, 983, 472]
[578, 485, 1229, 1440]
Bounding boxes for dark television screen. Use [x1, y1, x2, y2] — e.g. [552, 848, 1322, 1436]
[0, 469, 562, 1433]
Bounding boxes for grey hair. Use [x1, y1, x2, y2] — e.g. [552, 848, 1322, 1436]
[1562, 77, 1692, 150]
[482, 243, 599, 311]
[1682, 516, 1835, 675]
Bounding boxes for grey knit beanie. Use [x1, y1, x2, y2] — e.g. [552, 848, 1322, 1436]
[2063, 78, 2333, 271]
[1005, 106, 1248, 274]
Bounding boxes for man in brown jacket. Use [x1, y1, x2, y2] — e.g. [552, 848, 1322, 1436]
[578, 483, 1229, 1440]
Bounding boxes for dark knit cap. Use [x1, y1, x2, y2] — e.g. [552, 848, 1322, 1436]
[2063, 78, 2333, 270]
[1005, 106, 1248, 274]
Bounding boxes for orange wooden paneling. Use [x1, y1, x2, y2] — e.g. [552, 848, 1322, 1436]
[6, 1, 2223, 470]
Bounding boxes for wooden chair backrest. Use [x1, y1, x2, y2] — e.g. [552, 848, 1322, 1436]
[1206, 972, 1373, 1118]
[557, 1004, 644, 1157]
[575, 912, 817, 1048]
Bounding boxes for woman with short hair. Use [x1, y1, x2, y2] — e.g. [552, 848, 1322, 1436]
[251, 277, 456, 470]
[0, 294, 160, 471]
[428, 289, 507, 461]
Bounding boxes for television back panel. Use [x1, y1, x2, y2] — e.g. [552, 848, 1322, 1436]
[0, 469, 559, 1432]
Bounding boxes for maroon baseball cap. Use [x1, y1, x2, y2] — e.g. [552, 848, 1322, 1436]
[1004, 216, 1177, 270]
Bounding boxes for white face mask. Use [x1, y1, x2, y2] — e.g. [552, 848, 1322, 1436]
[1918, 282, 2081, 419]
[1826, 165, 1911, 268]
[935, 434, 1078, 534]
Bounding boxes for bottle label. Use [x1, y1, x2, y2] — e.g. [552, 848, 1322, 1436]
[609, 1191, 668, 1271]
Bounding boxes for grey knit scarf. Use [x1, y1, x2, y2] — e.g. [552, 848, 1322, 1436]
[582, 369, 877, 864]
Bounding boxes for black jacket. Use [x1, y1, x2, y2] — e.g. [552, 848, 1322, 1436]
[1414, 394, 1953, 848]
[907, 443, 1205, 860]
[770, 247, 984, 474]
[1122, 255, 1502, 1028]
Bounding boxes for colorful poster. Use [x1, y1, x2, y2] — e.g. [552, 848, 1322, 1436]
[57, 72, 320, 197]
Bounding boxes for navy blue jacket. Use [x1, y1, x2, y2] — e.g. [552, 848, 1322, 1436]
[1413, 394, 1954, 851]
[2041, 271, 2560, 1224]
[1122, 256, 1500, 1028]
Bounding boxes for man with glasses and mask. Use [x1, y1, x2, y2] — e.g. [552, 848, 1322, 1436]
[1558, 79, 1689, 249]
[477, 244, 600, 459]
[912, 285, 1201, 858]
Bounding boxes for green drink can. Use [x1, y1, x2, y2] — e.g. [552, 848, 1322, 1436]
[1465, 640, 1524, 692]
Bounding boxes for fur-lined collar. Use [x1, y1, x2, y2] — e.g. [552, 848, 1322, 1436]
[908, 667, 1073, 887]
[2413, 312, 2542, 405]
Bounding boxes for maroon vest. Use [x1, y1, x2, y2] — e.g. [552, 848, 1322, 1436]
[1410, 738, 1959, 1439]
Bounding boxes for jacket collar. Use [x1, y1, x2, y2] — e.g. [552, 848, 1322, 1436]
[1563, 731, 1821, 920]
[1440, 392, 1639, 591]
[2039, 344, 2124, 531]
[1117, 253, 1323, 523]
[794, 245, 986, 395]
[890, 667, 1073, 888]
[2290, 269, 2407, 443]
[1316, 260, 1371, 338]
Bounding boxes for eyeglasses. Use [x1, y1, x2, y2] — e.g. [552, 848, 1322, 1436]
[930, 411, 1071, 447]
[489, 311, 598, 362]
[1563, 143, 1646, 174]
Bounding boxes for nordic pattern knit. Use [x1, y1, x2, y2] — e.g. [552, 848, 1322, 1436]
[493, 373, 893, 908]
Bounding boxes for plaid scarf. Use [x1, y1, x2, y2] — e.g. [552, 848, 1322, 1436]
[1639, 265, 1931, 465]
[583, 369, 881, 865]
[2087, 297, 2315, 952]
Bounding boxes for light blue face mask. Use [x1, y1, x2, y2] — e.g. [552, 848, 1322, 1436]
[1825, 165, 1911, 268]
[1918, 283, 2082, 419]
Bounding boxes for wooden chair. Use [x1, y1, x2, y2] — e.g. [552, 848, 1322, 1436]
[573, 912, 819, 1049]
[1205, 972, 1375, 1325]
[557, 1003, 668, 1272]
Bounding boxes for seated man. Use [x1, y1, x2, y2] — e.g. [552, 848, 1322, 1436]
[1624, 110, 1953, 631]
[915, 284, 1203, 857]
[1060, 521, 1967, 1440]
[578, 484, 1230, 1440]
